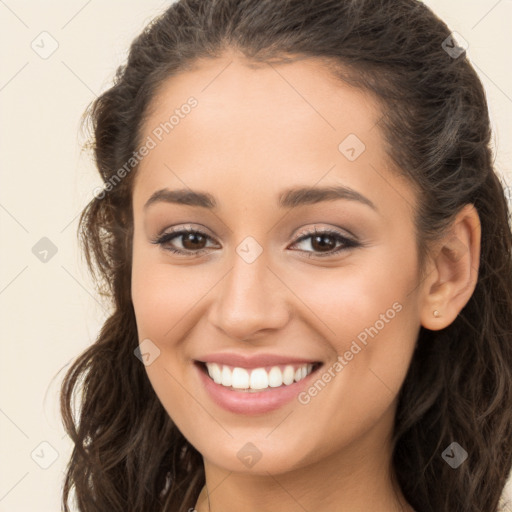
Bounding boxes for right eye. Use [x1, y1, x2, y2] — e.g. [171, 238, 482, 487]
[152, 227, 220, 256]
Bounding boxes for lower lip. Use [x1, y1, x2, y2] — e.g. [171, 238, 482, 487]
[195, 362, 321, 415]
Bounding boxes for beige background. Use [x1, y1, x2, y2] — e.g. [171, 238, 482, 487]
[0, 1, 511, 510]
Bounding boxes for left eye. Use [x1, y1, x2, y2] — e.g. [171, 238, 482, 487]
[290, 230, 359, 256]
[152, 228, 359, 257]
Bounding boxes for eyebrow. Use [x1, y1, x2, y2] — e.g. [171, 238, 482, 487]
[144, 188, 216, 210]
[143, 185, 377, 212]
[278, 185, 377, 211]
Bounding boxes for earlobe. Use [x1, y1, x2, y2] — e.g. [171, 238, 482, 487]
[420, 203, 481, 331]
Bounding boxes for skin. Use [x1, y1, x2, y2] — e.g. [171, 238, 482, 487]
[130, 49, 481, 512]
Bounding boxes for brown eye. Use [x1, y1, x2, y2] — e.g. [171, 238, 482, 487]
[310, 234, 337, 252]
[181, 232, 208, 250]
[290, 229, 360, 258]
[152, 228, 218, 256]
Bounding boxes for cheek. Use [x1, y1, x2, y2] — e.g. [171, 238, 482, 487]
[287, 244, 420, 410]
[131, 244, 216, 342]
[286, 244, 418, 345]
[307, 299, 419, 456]
[130, 245, 207, 428]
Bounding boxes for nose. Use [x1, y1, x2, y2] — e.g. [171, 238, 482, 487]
[207, 248, 291, 341]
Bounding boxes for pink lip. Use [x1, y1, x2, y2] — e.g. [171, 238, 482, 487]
[196, 352, 321, 369]
[194, 361, 322, 415]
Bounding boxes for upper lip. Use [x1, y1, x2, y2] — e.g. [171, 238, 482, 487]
[196, 353, 322, 369]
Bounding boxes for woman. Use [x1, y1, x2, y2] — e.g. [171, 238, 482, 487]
[60, 0, 512, 511]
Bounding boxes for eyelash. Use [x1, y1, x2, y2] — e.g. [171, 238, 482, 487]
[151, 226, 360, 258]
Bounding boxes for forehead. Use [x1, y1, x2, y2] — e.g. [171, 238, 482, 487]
[132, 53, 414, 218]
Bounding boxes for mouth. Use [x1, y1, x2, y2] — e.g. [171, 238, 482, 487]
[194, 360, 323, 393]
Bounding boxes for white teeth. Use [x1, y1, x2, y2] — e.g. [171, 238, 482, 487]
[209, 362, 222, 384]
[282, 365, 295, 385]
[204, 362, 316, 391]
[221, 365, 232, 387]
[268, 366, 283, 387]
[250, 368, 268, 390]
[231, 367, 250, 389]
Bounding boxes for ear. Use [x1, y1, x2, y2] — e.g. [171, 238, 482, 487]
[420, 203, 481, 330]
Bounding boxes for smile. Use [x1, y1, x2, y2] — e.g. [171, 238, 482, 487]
[194, 357, 324, 415]
[203, 362, 320, 392]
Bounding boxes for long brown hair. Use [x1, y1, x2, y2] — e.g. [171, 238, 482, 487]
[60, 1, 512, 510]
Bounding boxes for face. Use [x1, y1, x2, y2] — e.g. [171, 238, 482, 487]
[131, 51, 423, 475]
